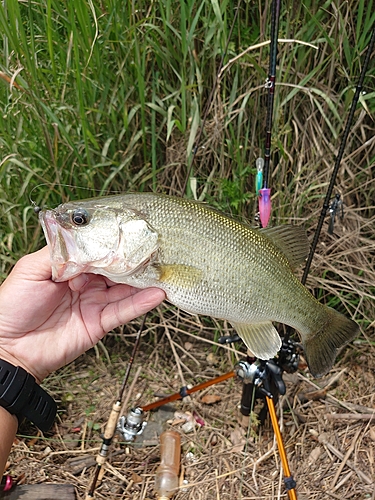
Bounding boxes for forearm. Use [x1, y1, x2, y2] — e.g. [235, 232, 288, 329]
[0, 407, 18, 477]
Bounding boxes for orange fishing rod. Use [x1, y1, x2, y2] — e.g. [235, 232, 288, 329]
[141, 371, 235, 412]
[140, 365, 298, 499]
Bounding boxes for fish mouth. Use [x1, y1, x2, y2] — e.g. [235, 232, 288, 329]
[39, 210, 87, 281]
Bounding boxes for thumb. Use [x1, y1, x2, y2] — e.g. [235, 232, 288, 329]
[100, 288, 165, 333]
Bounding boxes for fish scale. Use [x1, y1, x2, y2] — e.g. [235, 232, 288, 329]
[125, 195, 304, 322]
[39, 192, 359, 377]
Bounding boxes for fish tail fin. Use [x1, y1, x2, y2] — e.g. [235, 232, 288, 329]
[303, 308, 359, 378]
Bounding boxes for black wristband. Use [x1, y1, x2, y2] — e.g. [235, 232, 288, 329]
[0, 359, 57, 432]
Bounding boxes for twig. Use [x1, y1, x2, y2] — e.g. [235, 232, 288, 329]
[179, 447, 276, 490]
[215, 469, 220, 500]
[170, 338, 201, 367]
[253, 439, 277, 490]
[326, 413, 375, 421]
[332, 470, 353, 493]
[104, 461, 130, 485]
[310, 430, 373, 485]
[297, 373, 360, 412]
[42, 447, 101, 457]
[81, 419, 88, 452]
[330, 427, 361, 489]
[163, 322, 187, 387]
[97, 340, 112, 365]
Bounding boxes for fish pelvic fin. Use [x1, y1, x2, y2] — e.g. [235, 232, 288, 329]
[231, 321, 282, 360]
[260, 225, 309, 269]
[155, 264, 202, 288]
[303, 308, 359, 378]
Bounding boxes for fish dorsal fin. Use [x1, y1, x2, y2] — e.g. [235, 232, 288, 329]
[231, 321, 282, 360]
[260, 225, 309, 268]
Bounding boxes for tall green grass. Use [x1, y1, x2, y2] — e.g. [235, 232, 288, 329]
[1, 0, 374, 320]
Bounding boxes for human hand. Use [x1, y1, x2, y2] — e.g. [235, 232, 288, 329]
[0, 247, 165, 383]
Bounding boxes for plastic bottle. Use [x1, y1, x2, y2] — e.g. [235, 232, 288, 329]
[155, 430, 181, 499]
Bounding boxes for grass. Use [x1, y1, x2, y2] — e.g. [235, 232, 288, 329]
[1, 1, 375, 498]
[2, 0, 372, 314]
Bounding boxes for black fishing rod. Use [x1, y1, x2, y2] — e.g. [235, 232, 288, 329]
[302, 25, 375, 284]
[252, 3, 298, 497]
[258, 0, 281, 228]
[85, 314, 147, 499]
[262, 0, 280, 191]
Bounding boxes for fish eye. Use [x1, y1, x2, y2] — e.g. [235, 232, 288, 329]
[71, 208, 90, 226]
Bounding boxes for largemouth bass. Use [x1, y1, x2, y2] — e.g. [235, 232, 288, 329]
[39, 193, 359, 377]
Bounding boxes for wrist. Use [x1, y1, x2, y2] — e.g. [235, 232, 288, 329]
[0, 359, 57, 432]
[0, 348, 43, 384]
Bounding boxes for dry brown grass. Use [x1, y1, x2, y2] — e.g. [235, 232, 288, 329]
[6, 271, 375, 499]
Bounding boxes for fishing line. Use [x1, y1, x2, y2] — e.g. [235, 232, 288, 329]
[301, 24, 375, 285]
[29, 182, 124, 213]
[29, 183, 52, 213]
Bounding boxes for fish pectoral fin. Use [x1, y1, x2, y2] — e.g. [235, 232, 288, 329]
[231, 321, 282, 360]
[260, 225, 309, 269]
[154, 264, 203, 288]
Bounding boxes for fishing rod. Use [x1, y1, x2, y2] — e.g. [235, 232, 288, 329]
[85, 314, 148, 499]
[253, 2, 299, 497]
[258, 0, 281, 228]
[301, 24, 375, 285]
[116, 371, 236, 441]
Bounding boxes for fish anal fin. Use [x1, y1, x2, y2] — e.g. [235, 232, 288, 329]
[155, 264, 202, 288]
[231, 321, 282, 360]
[260, 225, 309, 268]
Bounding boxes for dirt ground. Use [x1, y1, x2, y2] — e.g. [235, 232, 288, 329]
[5, 305, 375, 500]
